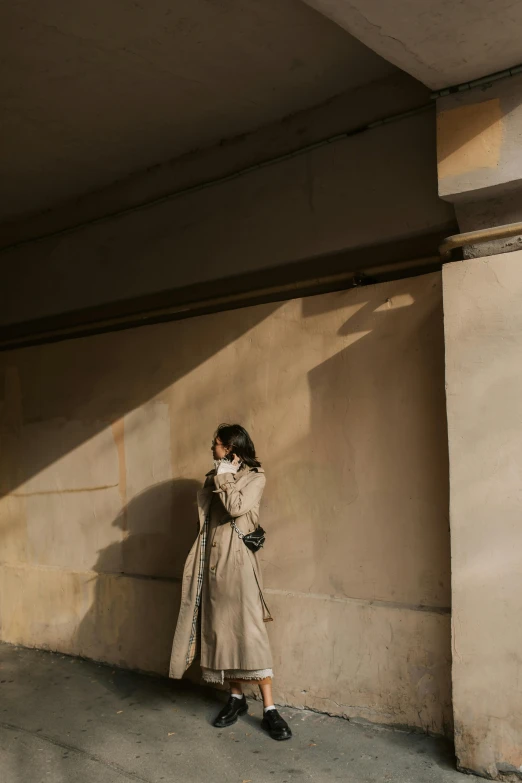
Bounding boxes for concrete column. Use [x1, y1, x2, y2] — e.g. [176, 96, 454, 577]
[439, 76, 522, 780]
[438, 73, 522, 257]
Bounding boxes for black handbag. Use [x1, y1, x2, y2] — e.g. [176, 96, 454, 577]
[243, 526, 266, 552]
[230, 518, 265, 552]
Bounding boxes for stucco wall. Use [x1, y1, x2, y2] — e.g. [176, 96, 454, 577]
[444, 252, 522, 778]
[0, 272, 451, 733]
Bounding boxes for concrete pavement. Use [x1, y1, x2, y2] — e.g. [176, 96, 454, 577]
[0, 643, 479, 783]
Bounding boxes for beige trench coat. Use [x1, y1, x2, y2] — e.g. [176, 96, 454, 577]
[169, 464, 273, 678]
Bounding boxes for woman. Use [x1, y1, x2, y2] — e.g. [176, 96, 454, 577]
[169, 424, 292, 741]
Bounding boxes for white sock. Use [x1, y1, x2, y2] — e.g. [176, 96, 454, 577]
[264, 704, 276, 712]
[230, 693, 243, 700]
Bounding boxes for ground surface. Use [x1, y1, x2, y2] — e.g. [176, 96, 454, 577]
[0, 643, 480, 783]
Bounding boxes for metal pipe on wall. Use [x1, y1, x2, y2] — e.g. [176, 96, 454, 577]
[10, 213, 522, 351]
[439, 221, 522, 259]
[0, 255, 440, 351]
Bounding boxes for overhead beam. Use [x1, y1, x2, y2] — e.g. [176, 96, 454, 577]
[302, 0, 522, 89]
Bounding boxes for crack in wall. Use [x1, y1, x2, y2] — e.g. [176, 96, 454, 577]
[13, 484, 119, 497]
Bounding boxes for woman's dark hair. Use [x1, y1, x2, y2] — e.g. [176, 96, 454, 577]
[215, 423, 261, 468]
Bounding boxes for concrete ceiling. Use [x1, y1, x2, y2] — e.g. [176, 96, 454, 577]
[1, 0, 397, 222]
[304, 0, 522, 90]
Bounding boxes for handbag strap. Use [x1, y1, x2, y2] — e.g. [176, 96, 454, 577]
[230, 519, 273, 622]
[252, 566, 273, 623]
[230, 518, 245, 540]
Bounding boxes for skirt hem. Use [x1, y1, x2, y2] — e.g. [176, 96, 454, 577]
[202, 667, 273, 685]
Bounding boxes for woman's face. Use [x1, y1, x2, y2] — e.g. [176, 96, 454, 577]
[212, 436, 231, 461]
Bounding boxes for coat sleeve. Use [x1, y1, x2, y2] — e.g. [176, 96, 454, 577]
[213, 471, 266, 518]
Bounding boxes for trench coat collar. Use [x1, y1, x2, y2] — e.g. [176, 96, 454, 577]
[205, 464, 265, 477]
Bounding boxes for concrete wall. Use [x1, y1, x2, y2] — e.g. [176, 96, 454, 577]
[303, 0, 522, 90]
[2, 0, 397, 220]
[444, 252, 522, 778]
[0, 74, 454, 328]
[0, 272, 452, 733]
[437, 74, 522, 204]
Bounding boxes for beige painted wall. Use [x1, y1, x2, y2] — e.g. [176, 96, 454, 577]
[0, 273, 451, 733]
[444, 253, 522, 778]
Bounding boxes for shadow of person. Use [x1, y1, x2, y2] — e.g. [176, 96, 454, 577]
[75, 478, 202, 703]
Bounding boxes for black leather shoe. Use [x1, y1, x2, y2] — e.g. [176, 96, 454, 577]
[261, 709, 292, 740]
[213, 695, 248, 728]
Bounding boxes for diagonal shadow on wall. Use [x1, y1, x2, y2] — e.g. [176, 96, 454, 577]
[0, 302, 282, 501]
